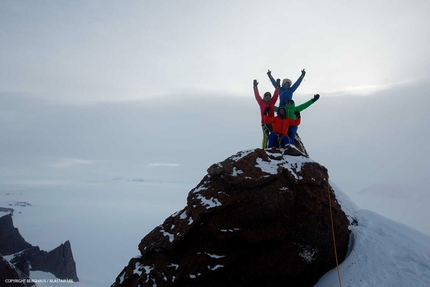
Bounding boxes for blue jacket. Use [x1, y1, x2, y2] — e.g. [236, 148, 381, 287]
[268, 74, 304, 106]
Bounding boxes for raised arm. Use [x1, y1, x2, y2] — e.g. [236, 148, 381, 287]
[270, 79, 281, 105]
[290, 69, 306, 92]
[253, 79, 263, 105]
[267, 69, 277, 88]
[295, 94, 320, 112]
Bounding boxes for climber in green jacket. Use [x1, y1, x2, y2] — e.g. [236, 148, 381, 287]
[275, 94, 320, 143]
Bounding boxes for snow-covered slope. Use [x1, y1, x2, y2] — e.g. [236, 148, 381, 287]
[315, 182, 430, 287]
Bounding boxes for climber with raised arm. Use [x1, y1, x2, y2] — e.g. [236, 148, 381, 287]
[275, 94, 320, 143]
[262, 106, 301, 148]
[253, 78, 280, 148]
[267, 69, 306, 107]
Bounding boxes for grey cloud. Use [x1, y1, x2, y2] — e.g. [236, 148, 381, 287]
[1, 80, 430, 192]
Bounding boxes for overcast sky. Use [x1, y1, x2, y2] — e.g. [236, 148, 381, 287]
[1, 0, 430, 103]
[1, 1, 430, 198]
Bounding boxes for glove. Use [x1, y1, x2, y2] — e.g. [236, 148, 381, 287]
[276, 78, 281, 88]
[301, 69, 306, 77]
[253, 79, 258, 88]
[312, 94, 320, 102]
[294, 111, 301, 119]
[264, 107, 270, 115]
[267, 69, 272, 77]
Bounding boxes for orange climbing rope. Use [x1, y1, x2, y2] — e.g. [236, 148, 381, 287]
[327, 181, 343, 287]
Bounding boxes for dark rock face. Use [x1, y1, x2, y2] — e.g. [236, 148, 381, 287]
[0, 214, 79, 282]
[0, 214, 32, 255]
[38, 241, 79, 281]
[0, 255, 31, 287]
[292, 133, 309, 157]
[11, 241, 79, 282]
[112, 144, 350, 287]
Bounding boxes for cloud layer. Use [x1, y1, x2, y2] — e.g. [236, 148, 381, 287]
[1, 79, 429, 193]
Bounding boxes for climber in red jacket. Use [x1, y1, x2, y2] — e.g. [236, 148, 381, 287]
[254, 78, 280, 148]
[262, 106, 301, 148]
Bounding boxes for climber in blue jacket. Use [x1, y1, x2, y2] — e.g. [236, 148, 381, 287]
[267, 69, 306, 107]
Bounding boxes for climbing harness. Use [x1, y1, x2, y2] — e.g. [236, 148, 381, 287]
[327, 180, 343, 287]
[262, 123, 272, 136]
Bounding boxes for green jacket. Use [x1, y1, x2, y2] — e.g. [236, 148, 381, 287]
[275, 99, 314, 120]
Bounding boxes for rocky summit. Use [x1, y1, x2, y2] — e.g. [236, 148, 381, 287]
[112, 142, 350, 287]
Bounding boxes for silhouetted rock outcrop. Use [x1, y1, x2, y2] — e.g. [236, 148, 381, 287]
[11, 241, 79, 282]
[0, 255, 32, 287]
[112, 141, 350, 287]
[0, 214, 32, 255]
[0, 214, 79, 282]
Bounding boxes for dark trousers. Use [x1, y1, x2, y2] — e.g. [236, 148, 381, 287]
[288, 125, 298, 143]
[268, 132, 294, 148]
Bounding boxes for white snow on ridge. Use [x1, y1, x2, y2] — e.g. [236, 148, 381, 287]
[298, 245, 317, 263]
[160, 228, 175, 242]
[315, 186, 430, 287]
[118, 271, 125, 285]
[205, 252, 226, 259]
[133, 262, 143, 276]
[168, 263, 179, 270]
[330, 180, 359, 221]
[219, 228, 240, 232]
[191, 184, 208, 194]
[230, 150, 253, 162]
[255, 157, 279, 175]
[281, 155, 314, 180]
[254, 153, 314, 179]
[179, 210, 187, 220]
[189, 273, 201, 279]
[208, 264, 224, 271]
[195, 194, 222, 209]
[231, 167, 243, 176]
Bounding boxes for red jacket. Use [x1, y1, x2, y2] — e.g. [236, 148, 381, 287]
[254, 87, 279, 120]
[262, 116, 301, 136]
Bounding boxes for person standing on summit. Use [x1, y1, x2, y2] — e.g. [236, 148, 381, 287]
[262, 106, 301, 148]
[267, 69, 306, 107]
[253, 78, 280, 148]
[274, 94, 320, 143]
